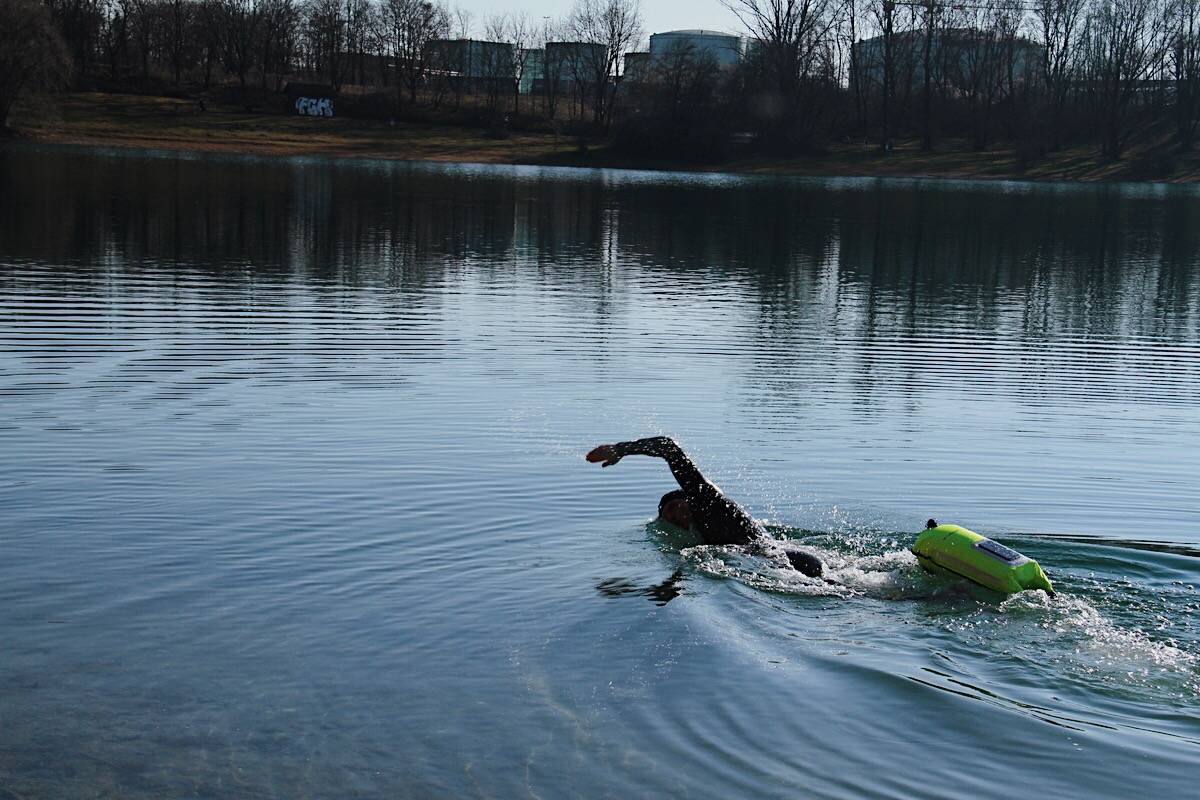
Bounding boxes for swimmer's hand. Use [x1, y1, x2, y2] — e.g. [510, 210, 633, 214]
[586, 444, 623, 467]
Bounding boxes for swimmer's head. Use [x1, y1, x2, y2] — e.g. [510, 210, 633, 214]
[658, 490, 693, 529]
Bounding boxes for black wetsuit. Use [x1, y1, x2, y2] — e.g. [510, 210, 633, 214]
[609, 437, 823, 577]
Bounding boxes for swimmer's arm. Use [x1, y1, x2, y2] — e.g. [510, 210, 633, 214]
[586, 436, 715, 499]
[587, 436, 766, 546]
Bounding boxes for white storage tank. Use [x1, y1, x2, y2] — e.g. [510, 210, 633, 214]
[648, 30, 742, 67]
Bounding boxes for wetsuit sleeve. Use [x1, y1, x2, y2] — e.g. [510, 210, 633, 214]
[610, 437, 762, 546]
[611, 437, 712, 498]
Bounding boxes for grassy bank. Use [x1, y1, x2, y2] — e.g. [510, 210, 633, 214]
[12, 92, 1200, 182]
[12, 92, 579, 164]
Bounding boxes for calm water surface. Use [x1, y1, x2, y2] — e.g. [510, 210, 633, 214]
[2, 145, 1199, 798]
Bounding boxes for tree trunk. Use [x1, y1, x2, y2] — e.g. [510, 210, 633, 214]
[880, 1, 895, 153]
[203, 45, 214, 90]
[1178, 70, 1197, 149]
[921, 21, 933, 151]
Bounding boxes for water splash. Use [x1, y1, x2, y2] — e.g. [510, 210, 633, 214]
[683, 526, 1200, 699]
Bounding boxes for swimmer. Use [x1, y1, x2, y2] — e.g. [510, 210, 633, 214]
[586, 436, 824, 578]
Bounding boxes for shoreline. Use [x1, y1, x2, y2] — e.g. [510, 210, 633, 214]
[12, 92, 1200, 184]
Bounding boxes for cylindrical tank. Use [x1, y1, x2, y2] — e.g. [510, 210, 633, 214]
[648, 30, 742, 67]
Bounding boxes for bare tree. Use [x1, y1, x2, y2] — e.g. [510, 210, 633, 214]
[567, 0, 643, 126]
[221, 0, 264, 89]
[302, 0, 343, 87]
[955, 3, 1008, 150]
[541, 18, 567, 119]
[725, 0, 839, 148]
[870, 0, 899, 150]
[617, 39, 730, 159]
[1034, 0, 1086, 149]
[837, 0, 869, 137]
[0, 0, 72, 130]
[507, 11, 534, 114]
[918, 0, 945, 149]
[99, 0, 130, 82]
[995, 6, 1023, 139]
[381, 0, 448, 106]
[560, 37, 594, 120]
[161, 0, 192, 85]
[445, 6, 473, 107]
[197, 0, 224, 89]
[652, 40, 723, 120]
[482, 13, 513, 110]
[45, 0, 105, 81]
[1081, 0, 1171, 158]
[258, 0, 298, 89]
[451, 5, 471, 37]
[1170, 0, 1200, 147]
[127, 0, 152, 80]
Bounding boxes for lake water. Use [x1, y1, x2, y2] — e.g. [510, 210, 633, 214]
[1, 145, 1198, 798]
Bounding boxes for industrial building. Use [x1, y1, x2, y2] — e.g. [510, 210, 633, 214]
[519, 49, 544, 94]
[544, 41, 608, 85]
[508, 42, 610, 97]
[850, 29, 1043, 91]
[623, 51, 651, 82]
[425, 39, 516, 80]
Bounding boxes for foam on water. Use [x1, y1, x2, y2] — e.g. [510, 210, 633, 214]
[683, 523, 1200, 702]
[685, 537, 945, 599]
[683, 544, 851, 597]
[978, 592, 1200, 697]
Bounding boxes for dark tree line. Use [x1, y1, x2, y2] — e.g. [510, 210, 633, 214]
[7, 0, 1200, 162]
[17, 0, 643, 124]
[43, 0, 405, 92]
[621, 0, 1200, 163]
[1, 0, 71, 130]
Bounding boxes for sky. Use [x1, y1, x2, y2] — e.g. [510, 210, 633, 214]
[452, 0, 740, 45]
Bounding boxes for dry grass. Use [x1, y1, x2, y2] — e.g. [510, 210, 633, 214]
[720, 135, 1200, 183]
[14, 92, 578, 164]
[12, 92, 1200, 182]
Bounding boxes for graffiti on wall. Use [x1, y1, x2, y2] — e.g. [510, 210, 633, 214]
[295, 97, 334, 117]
